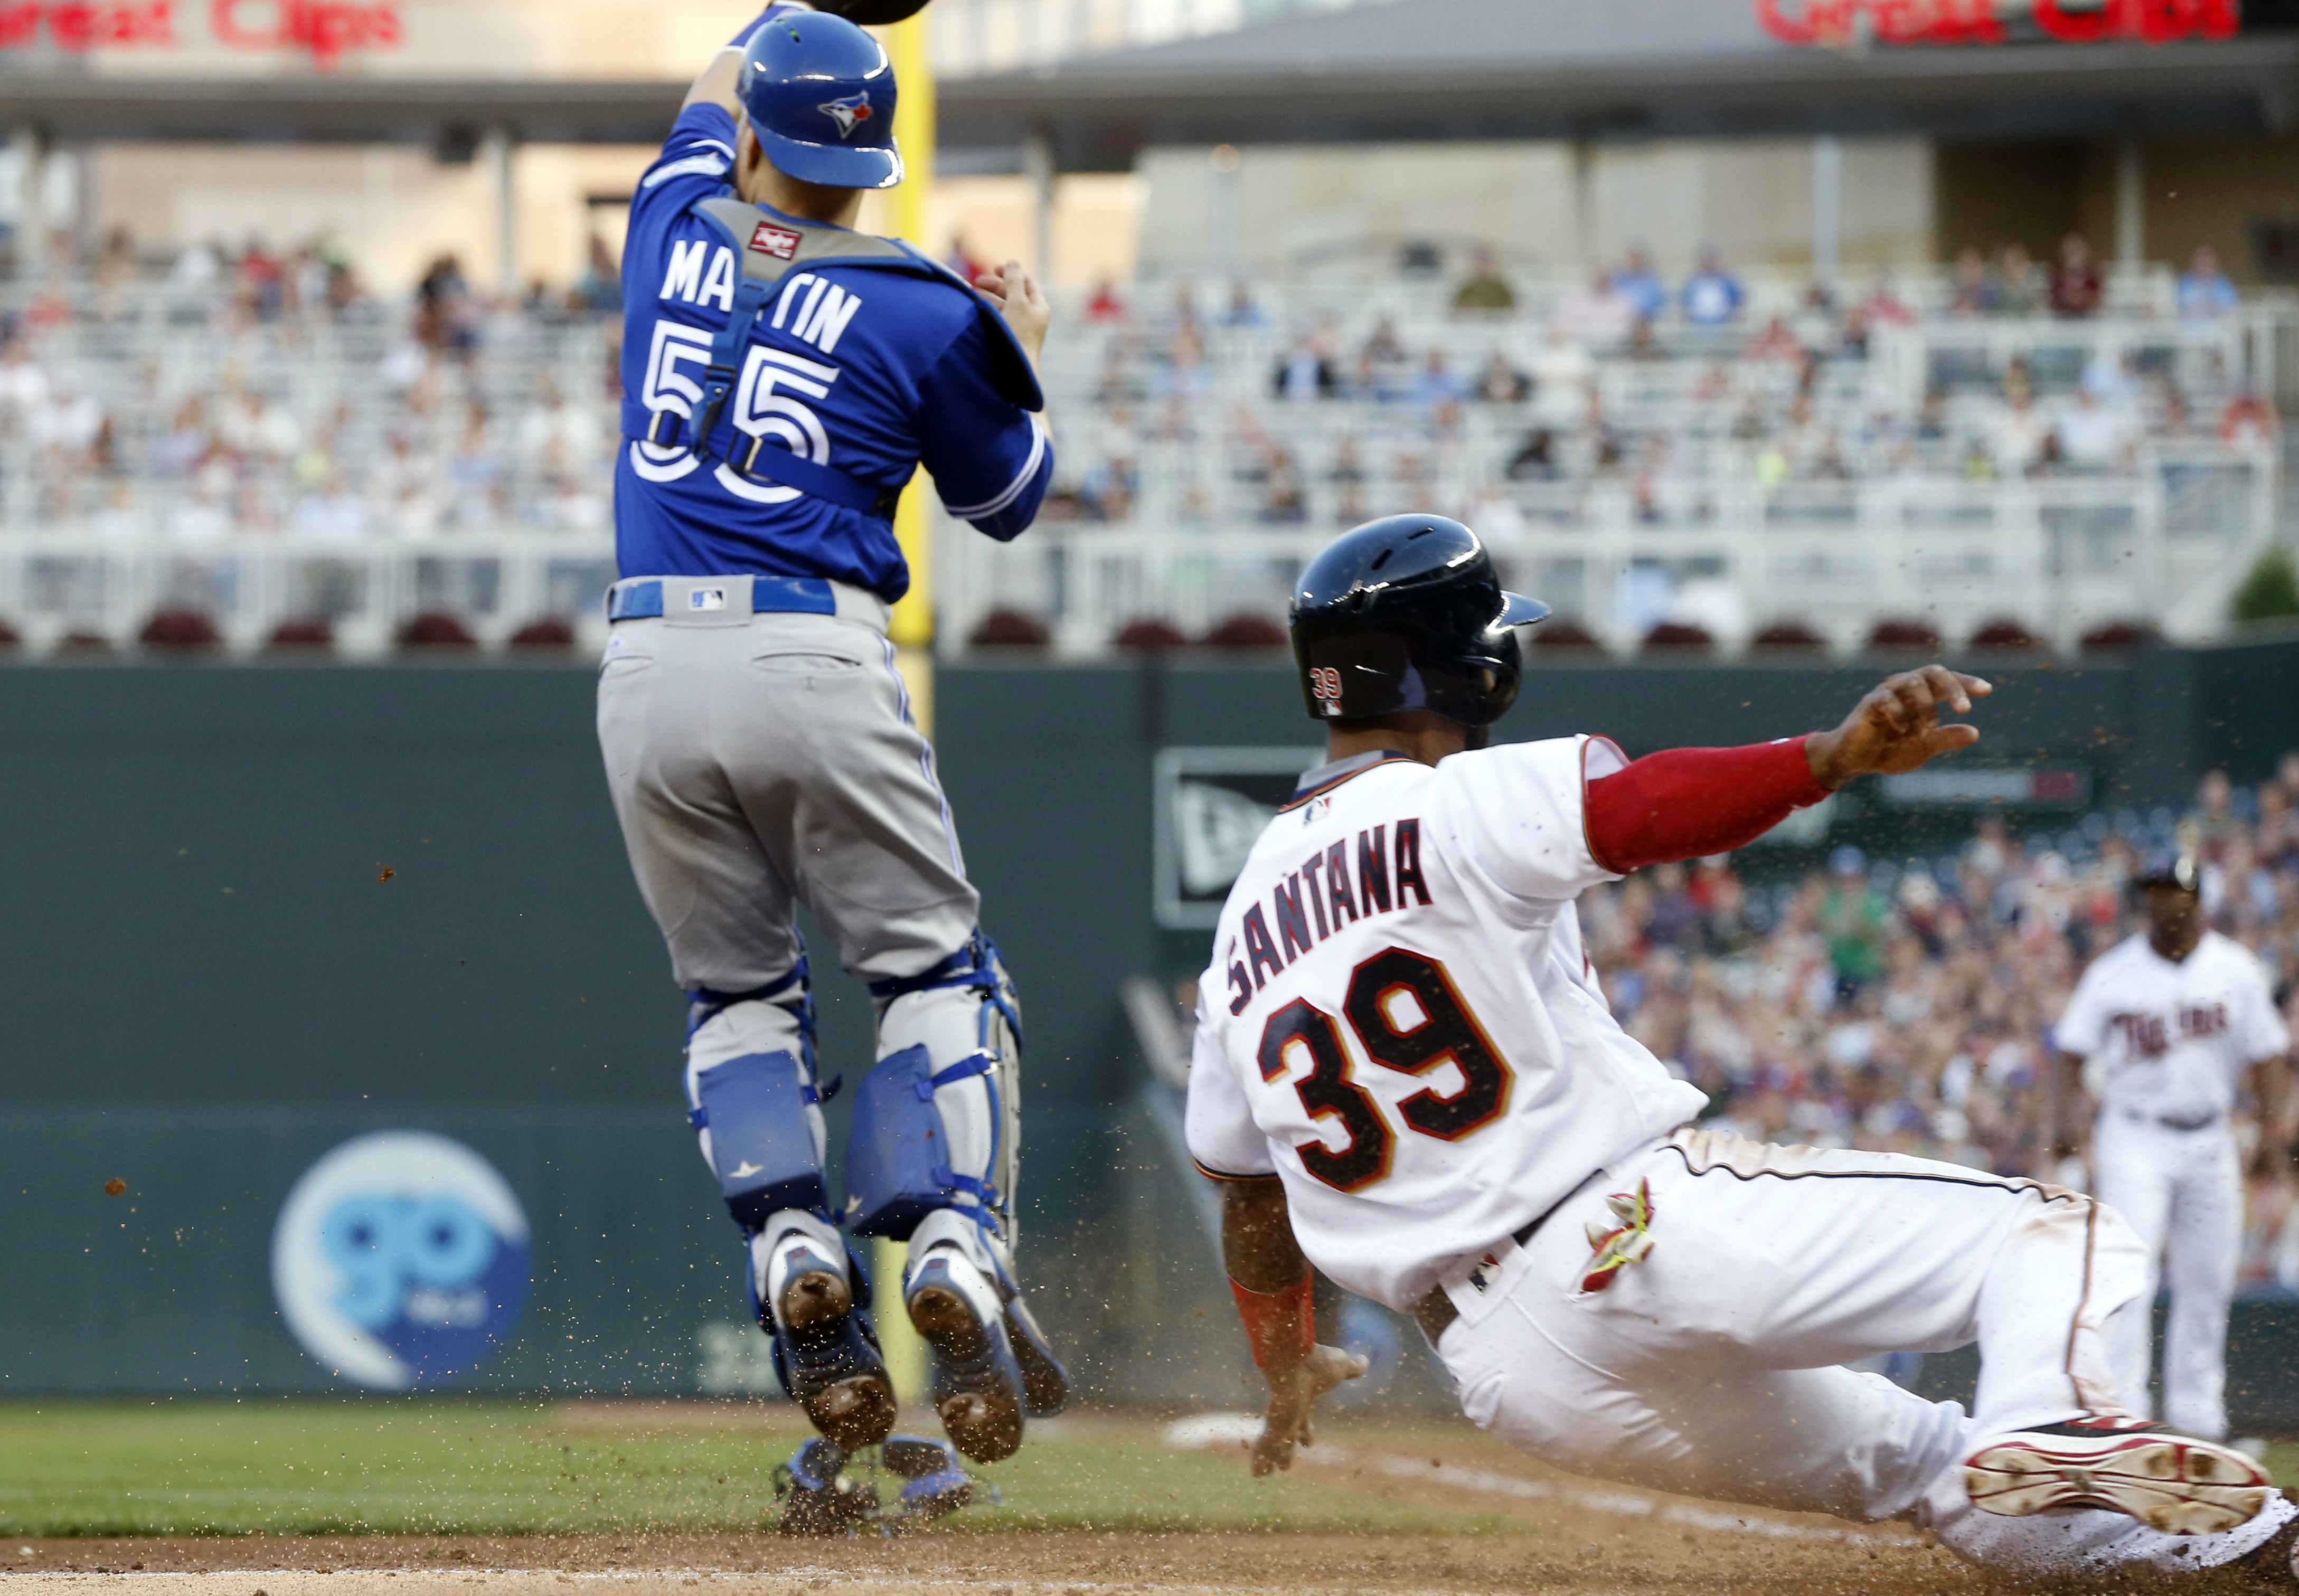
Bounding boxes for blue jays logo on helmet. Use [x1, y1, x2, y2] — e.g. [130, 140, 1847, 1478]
[818, 93, 874, 139]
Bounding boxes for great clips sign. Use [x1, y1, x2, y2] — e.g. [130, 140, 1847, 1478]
[1758, 0, 2237, 47]
[0, 0, 400, 65]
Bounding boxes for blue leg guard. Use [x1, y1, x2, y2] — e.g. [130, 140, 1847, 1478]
[683, 989, 890, 1451]
[849, 932, 1069, 1460]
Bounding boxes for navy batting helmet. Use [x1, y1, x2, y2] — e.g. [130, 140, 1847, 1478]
[737, 12, 902, 191]
[1289, 514, 1548, 727]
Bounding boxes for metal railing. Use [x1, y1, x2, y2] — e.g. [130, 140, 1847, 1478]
[936, 450, 2282, 657]
[0, 536, 616, 655]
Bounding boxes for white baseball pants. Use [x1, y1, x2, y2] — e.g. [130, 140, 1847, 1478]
[2093, 1112, 2243, 1440]
[1426, 1127, 2289, 1576]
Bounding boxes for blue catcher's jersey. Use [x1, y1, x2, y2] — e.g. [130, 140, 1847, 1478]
[615, 98, 1051, 601]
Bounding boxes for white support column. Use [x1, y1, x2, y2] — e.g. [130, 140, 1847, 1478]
[1571, 136, 1597, 270]
[1208, 142, 1240, 270]
[9, 124, 45, 276]
[1812, 134, 1843, 292]
[1021, 125, 1054, 282]
[2114, 136, 2144, 269]
[481, 128, 516, 299]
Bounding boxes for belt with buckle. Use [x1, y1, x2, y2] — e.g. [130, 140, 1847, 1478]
[607, 575, 837, 621]
[1412, 1205, 1554, 1343]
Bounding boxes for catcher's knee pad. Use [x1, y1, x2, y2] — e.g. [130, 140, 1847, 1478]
[691, 1049, 830, 1230]
[846, 933, 1021, 1240]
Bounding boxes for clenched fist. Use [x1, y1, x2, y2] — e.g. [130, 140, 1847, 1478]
[1806, 665, 1992, 790]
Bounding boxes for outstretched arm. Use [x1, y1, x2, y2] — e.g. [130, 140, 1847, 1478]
[1585, 665, 1991, 872]
[1220, 1177, 1366, 1476]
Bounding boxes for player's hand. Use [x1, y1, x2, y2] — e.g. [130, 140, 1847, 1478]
[1805, 665, 1992, 789]
[974, 260, 1050, 363]
[1249, 1342, 1368, 1478]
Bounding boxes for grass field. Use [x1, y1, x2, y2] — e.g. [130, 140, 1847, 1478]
[0, 1400, 1536, 1540]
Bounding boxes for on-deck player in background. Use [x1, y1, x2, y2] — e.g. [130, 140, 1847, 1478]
[596, 0, 1067, 1507]
[2055, 850, 2292, 1446]
[1188, 513, 2295, 1586]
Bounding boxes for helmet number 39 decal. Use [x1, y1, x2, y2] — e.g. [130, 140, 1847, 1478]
[1309, 666, 1344, 707]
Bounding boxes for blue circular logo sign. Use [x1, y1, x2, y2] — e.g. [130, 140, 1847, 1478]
[271, 1131, 531, 1389]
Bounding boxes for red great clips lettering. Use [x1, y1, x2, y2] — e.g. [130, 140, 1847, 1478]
[1755, 0, 2235, 45]
[0, 0, 397, 63]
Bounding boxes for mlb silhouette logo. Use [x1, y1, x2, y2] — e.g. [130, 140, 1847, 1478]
[749, 222, 801, 260]
[817, 93, 873, 139]
[690, 587, 728, 612]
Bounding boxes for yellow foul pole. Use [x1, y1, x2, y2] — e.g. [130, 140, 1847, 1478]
[884, 12, 936, 659]
[875, 5, 935, 1410]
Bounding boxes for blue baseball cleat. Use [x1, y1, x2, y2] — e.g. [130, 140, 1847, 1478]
[764, 1238, 897, 1451]
[1004, 1291, 1070, 1418]
[881, 1434, 975, 1521]
[906, 1243, 1028, 1463]
[774, 1436, 877, 1537]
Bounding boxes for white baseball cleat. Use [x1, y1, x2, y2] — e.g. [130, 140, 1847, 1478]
[1964, 1418, 2273, 1536]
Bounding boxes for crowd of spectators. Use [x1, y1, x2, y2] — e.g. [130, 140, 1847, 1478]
[0, 225, 2279, 566]
[1577, 755, 2299, 1291]
[1043, 237, 2276, 534]
[0, 229, 621, 545]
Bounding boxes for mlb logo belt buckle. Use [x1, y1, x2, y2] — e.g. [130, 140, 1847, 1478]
[690, 586, 729, 612]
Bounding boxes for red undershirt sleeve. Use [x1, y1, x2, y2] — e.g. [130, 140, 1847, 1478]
[1584, 736, 1832, 873]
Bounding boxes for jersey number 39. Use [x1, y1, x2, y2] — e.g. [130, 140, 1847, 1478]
[1255, 948, 1512, 1192]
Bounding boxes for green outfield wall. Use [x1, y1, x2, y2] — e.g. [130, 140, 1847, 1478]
[0, 641, 2290, 1413]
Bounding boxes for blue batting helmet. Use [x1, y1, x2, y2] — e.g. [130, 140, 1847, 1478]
[737, 12, 902, 191]
[1288, 514, 1548, 727]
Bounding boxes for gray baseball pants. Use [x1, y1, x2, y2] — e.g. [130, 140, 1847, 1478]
[596, 574, 980, 1008]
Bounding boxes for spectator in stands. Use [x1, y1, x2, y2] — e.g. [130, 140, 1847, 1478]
[0, 336, 49, 426]
[1612, 243, 1667, 324]
[1084, 279, 1126, 322]
[2048, 232, 2103, 319]
[1271, 327, 1340, 401]
[1996, 243, 2047, 317]
[2179, 245, 2241, 319]
[945, 234, 990, 285]
[1992, 389, 2050, 476]
[1948, 247, 1999, 317]
[1741, 314, 1803, 362]
[1529, 323, 1597, 423]
[1473, 350, 1530, 403]
[416, 254, 477, 355]
[1450, 245, 1517, 315]
[1554, 270, 1636, 346]
[2053, 380, 2136, 471]
[1410, 348, 1465, 409]
[1354, 317, 1411, 402]
[2221, 380, 2278, 449]
[573, 235, 620, 315]
[1681, 244, 1745, 327]
[1258, 446, 1308, 524]
[1820, 845, 1890, 1004]
[1220, 281, 1268, 329]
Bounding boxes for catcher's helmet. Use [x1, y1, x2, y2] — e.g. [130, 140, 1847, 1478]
[737, 11, 902, 191]
[1289, 514, 1548, 726]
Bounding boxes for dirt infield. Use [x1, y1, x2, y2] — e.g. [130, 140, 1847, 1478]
[0, 1442, 1983, 1596]
[0, 1525, 1982, 1596]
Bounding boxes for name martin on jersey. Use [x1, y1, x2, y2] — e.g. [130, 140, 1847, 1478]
[1223, 816, 1434, 1015]
[2107, 1002, 2232, 1059]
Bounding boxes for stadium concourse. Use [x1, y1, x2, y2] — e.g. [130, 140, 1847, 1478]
[0, 233, 2283, 653]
